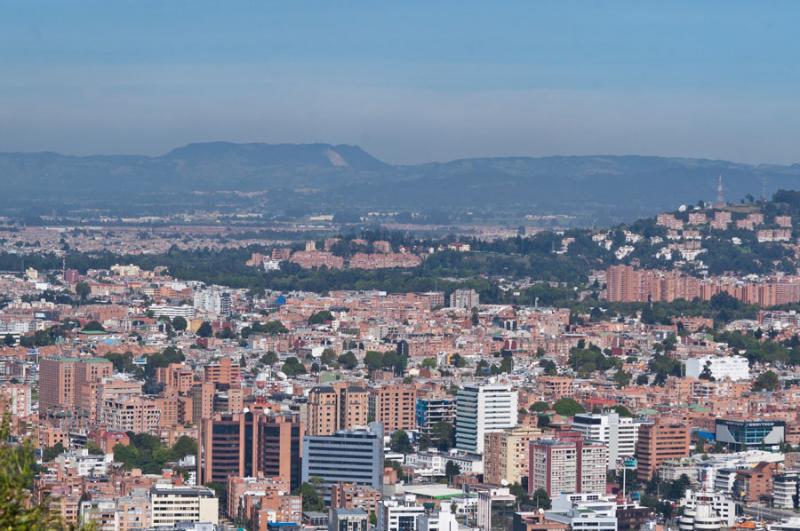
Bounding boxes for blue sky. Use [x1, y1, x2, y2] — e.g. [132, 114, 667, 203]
[1, 1, 799, 163]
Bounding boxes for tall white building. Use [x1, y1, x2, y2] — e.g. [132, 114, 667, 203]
[679, 489, 736, 528]
[455, 382, 518, 454]
[684, 355, 750, 381]
[572, 412, 640, 468]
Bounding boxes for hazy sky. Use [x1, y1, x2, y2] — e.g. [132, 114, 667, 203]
[1, 1, 799, 164]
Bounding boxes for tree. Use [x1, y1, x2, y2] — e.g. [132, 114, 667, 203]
[260, 351, 279, 366]
[281, 357, 307, 376]
[297, 478, 325, 512]
[699, 361, 715, 381]
[320, 348, 338, 367]
[75, 281, 91, 303]
[537, 414, 551, 428]
[753, 370, 780, 392]
[421, 357, 437, 369]
[364, 351, 384, 372]
[553, 398, 585, 417]
[42, 441, 65, 462]
[308, 310, 334, 325]
[196, 321, 213, 338]
[431, 422, 456, 451]
[499, 356, 513, 373]
[612, 405, 634, 418]
[531, 488, 552, 510]
[0, 417, 62, 528]
[82, 320, 105, 332]
[390, 430, 412, 454]
[471, 307, 479, 326]
[338, 351, 358, 370]
[613, 369, 631, 388]
[445, 460, 461, 482]
[172, 316, 188, 331]
[529, 401, 549, 413]
[3, 334, 14, 347]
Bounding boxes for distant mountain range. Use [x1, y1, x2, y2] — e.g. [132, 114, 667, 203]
[2, 141, 800, 225]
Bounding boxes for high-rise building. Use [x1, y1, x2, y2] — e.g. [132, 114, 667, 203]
[149, 485, 218, 528]
[449, 289, 480, 310]
[416, 397, 455, 442]
[39, 357, 112, 414]
[200, 411, 304, 488]
[307, 384, 369, 436]
[370, 384, 417, 433]
[484, 426, 542, 486]
[203, 357, 241, 388]
[529, 433, 607, 497]
[635, 418, 690, 481]
[302, 422, 384, 493]
[571, 412, 641, 469]
[455, 383, 518, 454]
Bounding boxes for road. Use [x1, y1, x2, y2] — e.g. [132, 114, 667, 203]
[741, 503, 798, 522]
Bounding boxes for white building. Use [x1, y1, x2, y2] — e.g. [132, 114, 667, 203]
[416, 504, 459, 531]
[54, 449, 113, 478]
[150, 485, 218, 528]
[679, 489, 736, 528]
[378, 495, 426, 531]
[773, 472, 800, 510]
[684, 355, 750, 381]
[455, 382, 518, 454]
[545, 493, 617, 531]
[571, 412, 640, 468]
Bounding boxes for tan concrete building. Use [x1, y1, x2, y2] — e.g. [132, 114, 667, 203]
[635, 417, 690, 481]
[484, 426, 542, 485]
[370, 384, 417, 433]
[307, 383, 369, 436]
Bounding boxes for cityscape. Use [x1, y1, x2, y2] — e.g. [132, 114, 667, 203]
[3, 2, 800, 531]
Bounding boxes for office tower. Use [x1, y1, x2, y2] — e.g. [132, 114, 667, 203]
[635, 418, 690, 481]
[257, 414, 304, 491]
[370, 384, 417, 433]
[302, 422, 384, 492]
[529, 433, 608, 497]
[484, 426, 542, 485]
[571, 412, 640, 468]
[149, 485, 218, 528]
[308, 383, 369, 436]
[199, 411, 304, 488]
[455, 383, 518, 454]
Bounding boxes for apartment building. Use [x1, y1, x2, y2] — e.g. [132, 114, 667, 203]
[571, 412, 640, 468]
[529, 433, 608, 497]
[455, 382, 518, 454]
[307, 383, 369, 436]
[484, 426, 543, 485]
[370, 384, 417, 433]
[636, 418, 691, 481]
[39, 357, 112, 413]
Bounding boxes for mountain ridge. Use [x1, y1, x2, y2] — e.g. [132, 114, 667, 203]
[3, 141, 800, 225]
